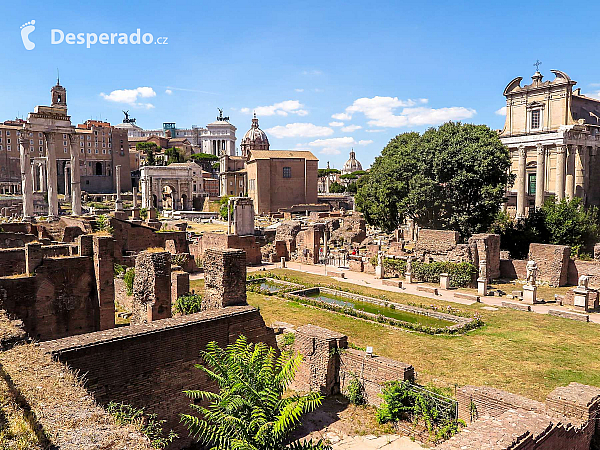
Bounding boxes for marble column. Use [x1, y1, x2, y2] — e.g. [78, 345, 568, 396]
[535, 143, 545, 208]
[565, 145, 575, 200]
[115, 165, 123, 211]
[575, 145, 587, 202]
[40, 162, 47, 192]
[68, 135, 82, 216]
[555, 145, 566, 201]
[132, 186, 138, 208]
[64, 165, 71, 202]
[44, 133, 59, 218]
[19, 138, 34, 220]
[516, 145, 527, 218]
[31, 164, 37, 192]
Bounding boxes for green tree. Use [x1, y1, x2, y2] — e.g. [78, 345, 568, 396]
[318, 168, 340, 177]
[181, 336, 329, 450]
[165, 147, 185, 164]
[329, 182, 345, 193]
[218, 196, 232, 220]
[346, 181, 357, 194]
[356, 122, 512, 237]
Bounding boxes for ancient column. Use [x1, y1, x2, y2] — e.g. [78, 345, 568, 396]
[31, 164, 37, 192]
[565, 145, 575, 200]
[132, 186, 138, 208]
[516, 145, 527, 218]
[115, 165, 123, 211]
[44, 133, 59, 218]
[555, 145, 566, 201]
[69, 135, 82, 216]
[534, 144, 545, 208]
[64, 164, 71, 202]
[19, 137, 34, 220]
[575, 145, 587, 201]
[40, 161, 47, 192]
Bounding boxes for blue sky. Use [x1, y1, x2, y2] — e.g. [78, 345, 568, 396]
[3, 0, 600, 169]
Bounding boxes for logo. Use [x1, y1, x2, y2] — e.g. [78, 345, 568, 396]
[20, 20, 36, 50]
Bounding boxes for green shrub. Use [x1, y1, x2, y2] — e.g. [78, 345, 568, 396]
[174, 294, 202, 315]
[411, 261, 476, 288]
[140, 207, 148, 220]
[92, 214, 113, 233]
[106, 401, 177, 449]
[282, 332, 295, 347]
[344, 373, 366, 405]
[124, 268, 135, 296]
[114, 263, 127, 277]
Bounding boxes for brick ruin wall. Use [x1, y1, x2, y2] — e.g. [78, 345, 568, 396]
[111, 218, 188, 264]
[292, 325, 414, 405]
[468, 233, 501, 279]
[40, 306, 277, 450]
[190, 232, 262, 266]
[0, 235, 115, 341]
[528, 243, 570, 287]
[437, 383, 600, 450]
[415, 229, 460, 253]
[131, 251, 172, 324]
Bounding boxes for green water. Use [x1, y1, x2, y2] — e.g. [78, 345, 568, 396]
[255, 281, 285, 293]
[304, 291, 453, 328]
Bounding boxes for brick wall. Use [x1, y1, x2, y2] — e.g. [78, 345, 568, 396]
[0, 248, 25, 276]
[132, 251, 172, 324]
[190, 232, 262, 266]
[0, 231, 38, 249]
[468, 234, 501, 279]
[500, 258, 527, 280]
[529, 243, 570, 287]
[339, 349, 414, 406]
[203, 249, 246, 310]
[415, 229, 460, 253]
[568, 259, 600, 288]
[40, 306, 277, 450]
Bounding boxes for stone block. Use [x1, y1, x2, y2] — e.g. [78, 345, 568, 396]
[502, 301, 532, 312]
[439, 273, 450, 290]
[548, 309, 590, 322]
[203, 248, 247, 311]
[478, 278, 488, 296]
[522, 285, 538, 304]
[454, 292, 480, 303]
[417, 285, 438, 295]
[382, 279, 402, 288]
[132, 251, 172, 324]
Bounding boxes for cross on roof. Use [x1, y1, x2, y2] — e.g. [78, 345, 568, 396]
[533, 60, 542, 72]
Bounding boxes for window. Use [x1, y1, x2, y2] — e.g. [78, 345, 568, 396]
[528, 173, 537, 195]
[283, 166, 292, 178]
[531, 109, 541, 129]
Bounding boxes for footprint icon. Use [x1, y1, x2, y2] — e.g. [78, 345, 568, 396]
[20, 20, 35, 51]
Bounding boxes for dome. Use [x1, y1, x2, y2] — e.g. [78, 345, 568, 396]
[342, 149, 362, 174]
[241, 113, 269, 156]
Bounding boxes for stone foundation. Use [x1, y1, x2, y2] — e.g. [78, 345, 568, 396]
[203, 248, 247, 310]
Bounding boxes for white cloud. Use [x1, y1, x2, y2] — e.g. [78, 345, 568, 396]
[241, 100, 308, 117]
[337, 96, 475, 128]
[165, 89, 172, 95]
[302, 69, 322, 76]
[332, 112, 352, 121]
[495, 106, 507, 116]
[295, 88, 304, 92]
[329, 121, 344, 127]
[584, 90, 600, 100]
[365, 129, 386, 133]
[341, 124, 362, 132]
[265, 123, 334, 139]
[309, 136, 355, 155]
[100, 86, 156, 108]
[313, 88, 324, 93]
[358, 139, 373, 145]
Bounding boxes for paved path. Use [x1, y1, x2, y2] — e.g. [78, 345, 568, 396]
[248, 261, 600, 324]
[327, 434, 424, 449]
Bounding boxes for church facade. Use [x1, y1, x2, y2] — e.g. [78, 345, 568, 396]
[500, 69, 600, 217]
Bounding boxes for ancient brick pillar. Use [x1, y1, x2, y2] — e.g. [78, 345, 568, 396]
[78, 234, 94, 257]
[171, 270, 190, 308]
[132, 251, 172, 324]
[25, 242, 43, 275]
[93, 235, 115, 330]
[292, 325, 348, 395]
[202, 249, 246, 311]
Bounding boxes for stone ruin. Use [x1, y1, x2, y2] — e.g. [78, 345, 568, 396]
[203, 248, 247, 310]
[131, 250, 172, 324]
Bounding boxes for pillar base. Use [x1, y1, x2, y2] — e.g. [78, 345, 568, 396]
[405, 272, 413, 284]
[573, 287, 590, 311]
[375, 265, 384, 279]
[115, 200, 124, 211]
[522, 285, 539, 304]
[477, 278, 488, 296]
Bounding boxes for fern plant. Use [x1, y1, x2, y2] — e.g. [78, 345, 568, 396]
[181, 335, 329, 450]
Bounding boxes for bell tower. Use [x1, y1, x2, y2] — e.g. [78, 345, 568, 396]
[51, 74, 67, 108]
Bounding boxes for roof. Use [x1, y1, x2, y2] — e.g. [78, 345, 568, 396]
[248, 150, 318, 161]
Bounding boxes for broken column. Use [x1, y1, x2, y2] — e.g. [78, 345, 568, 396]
[573, 275, 591, 311]
[231, 197, 255, 236]
[132, 186, 138, 208]
[69, 135, 82, 216]
[19, 137, 34, 220]
[115, 165, 123, 211]
[202, 248, 247, 311]
[477, 260, 488, 296]
[131, 250, 172, 324]
[405, 256, 413, 284]
[93, 235, 116, 330]
[440, 272, 450, 290]
[64, 164, 71, 202]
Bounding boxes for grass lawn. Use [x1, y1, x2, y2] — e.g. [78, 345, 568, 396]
[191, 269, 600, 402]
[458, 280, 573, 303]
[185, 220, 228, 234]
